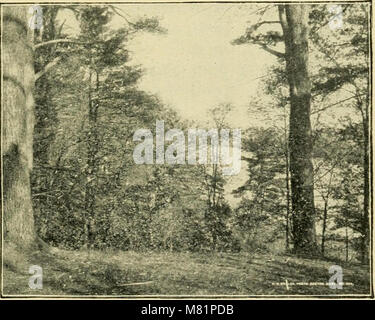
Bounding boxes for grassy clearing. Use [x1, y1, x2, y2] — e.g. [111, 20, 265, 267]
[3, 248, 371, 296]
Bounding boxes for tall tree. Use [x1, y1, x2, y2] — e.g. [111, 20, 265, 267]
[234, 4, 318, 254]
[279, 5, 317, 254]
[202, 104, 235, 250]
[3, 7, 36, 248]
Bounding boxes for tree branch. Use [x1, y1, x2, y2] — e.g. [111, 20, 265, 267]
[258, 43, 285, 58]
[233, 16, 284, 58]
[249, 20, 281, 31]
[35, 56, 61, 81]
[278, 5, 288, 35]
[311, 94, 366, 115]
[34, 39, 87, 49]
[108, 5, 135, 27]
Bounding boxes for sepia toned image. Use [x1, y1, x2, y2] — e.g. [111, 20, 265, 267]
[0, 0, 373, 298]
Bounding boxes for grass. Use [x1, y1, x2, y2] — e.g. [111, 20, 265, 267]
[2, 248, 371, 297]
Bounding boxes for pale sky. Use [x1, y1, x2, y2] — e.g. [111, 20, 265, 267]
[59, 3, 279, 128]
[122, 4, 278, 128]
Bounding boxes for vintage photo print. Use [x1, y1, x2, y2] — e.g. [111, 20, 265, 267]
[0, 0, 373, 299]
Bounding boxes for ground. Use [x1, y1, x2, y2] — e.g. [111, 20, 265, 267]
[2, 248, 371, 296]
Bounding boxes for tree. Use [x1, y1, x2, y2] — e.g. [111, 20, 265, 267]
[309, 3, 370, 263]
[202, 104, 236, 251]
[313, 127, 344, 256]
[233, 127, 287, 251]
[279, 5, 317, 254]
[328, 122, 366, 262]
[234, 4, 318, 254]
[3, 7, 36, 249]
[256, 65, 292, 250]
[30, 5, 166, 249]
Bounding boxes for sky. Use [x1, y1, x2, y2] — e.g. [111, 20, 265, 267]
[60, 3, 279, 129]
[122, 4, 278, 128]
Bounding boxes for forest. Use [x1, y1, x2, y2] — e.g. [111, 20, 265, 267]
[1, 3, 371, 296]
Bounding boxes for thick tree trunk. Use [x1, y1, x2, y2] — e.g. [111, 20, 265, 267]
[279, 5, 318, 255]
[2, 7, 36, 248]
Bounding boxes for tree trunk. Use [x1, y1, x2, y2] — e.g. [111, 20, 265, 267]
[283, 108, 291, 251]
[345, 225, 349, 262]
[279, 5, 318, 255]
[321, 199, 328, 256]
[285, 142, 291, 251]
[3, 6, 36, 248]
[33, 7, 60, 165]
[361, 111, 369, 264]
[85, 68, 100, 248]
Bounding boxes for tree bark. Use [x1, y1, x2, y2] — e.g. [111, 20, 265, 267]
[321, 199, 328, 256]
[2, 7, 36, 248]
[284, 134, 291, 251]
[361, 104, 369, 264]
[345, 226, 349, 262]
[85, 68, 100, 248]
[283, 105, 291, 251]
[279, 5, 318, 255]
